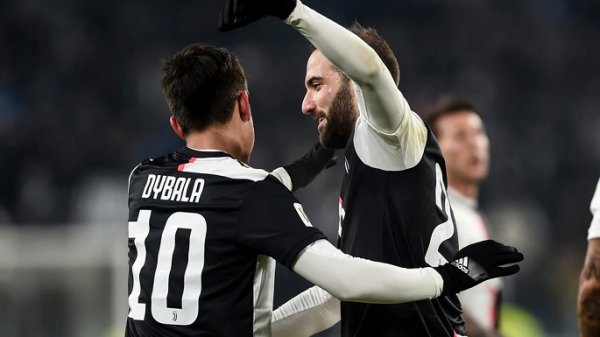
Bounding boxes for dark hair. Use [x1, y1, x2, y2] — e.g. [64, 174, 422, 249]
[349, 22, 400, 85]
[161, 44, 247, 134]
[424, 97, 480, 135]
[308, 22, 400, 85]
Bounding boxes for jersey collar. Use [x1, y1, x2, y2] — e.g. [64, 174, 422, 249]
[177, 146, 235, 160]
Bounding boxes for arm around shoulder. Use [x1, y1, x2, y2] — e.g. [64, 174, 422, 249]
[292, 239, 442, 303]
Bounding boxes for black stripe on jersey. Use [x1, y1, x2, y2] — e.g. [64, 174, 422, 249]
[167, 228, 191, 309]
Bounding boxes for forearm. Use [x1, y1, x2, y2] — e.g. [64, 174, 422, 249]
[286, 1, 384, 87]
[292, 240, 442, 303]
[272, 286, 340, 337]
[579, 239, 600, 337]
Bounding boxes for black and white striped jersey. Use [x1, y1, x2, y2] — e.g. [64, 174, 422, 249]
[125, 147, 326, 337]
[338, 127, 466, 337]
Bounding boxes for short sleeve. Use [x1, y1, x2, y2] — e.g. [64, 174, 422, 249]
[588, 178, 600, 240]
[236, 176, 327, 268]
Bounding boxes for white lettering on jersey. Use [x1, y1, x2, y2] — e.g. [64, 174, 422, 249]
[141, 174, 204, 203]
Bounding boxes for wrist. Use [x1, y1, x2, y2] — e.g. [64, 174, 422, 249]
[433, 264, 458, 297]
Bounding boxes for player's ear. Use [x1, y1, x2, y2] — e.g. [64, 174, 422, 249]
[237, 90, 252, 123]
[169, 115, 186, 140]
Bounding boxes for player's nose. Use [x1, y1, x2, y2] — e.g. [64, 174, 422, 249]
[302, 92, 316, 115]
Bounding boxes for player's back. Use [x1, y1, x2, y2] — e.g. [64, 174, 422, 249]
[125, 147, 325, 337]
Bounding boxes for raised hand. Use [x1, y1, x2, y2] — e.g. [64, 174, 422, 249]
[218, 0, 297, 32]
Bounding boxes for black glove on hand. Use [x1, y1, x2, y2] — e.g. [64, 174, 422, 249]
[219, 0, 297, 32]
[434, 240, 524, 296]
[284, 142, 336, 192]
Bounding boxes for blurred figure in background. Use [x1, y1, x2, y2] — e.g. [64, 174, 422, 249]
[578, 178, 600, 337]
[426, 98, 502, 337]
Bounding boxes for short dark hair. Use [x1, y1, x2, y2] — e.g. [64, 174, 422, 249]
[424, 97, 480, 136]
[161, 44, 247, 134]
[308, 22, 400, 85]
[349, 22, 400, 86]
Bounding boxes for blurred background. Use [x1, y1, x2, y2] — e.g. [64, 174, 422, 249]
[0, 0, 599, 336]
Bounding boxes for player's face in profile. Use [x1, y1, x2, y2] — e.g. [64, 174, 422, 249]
[302, 50, 358, 149]
[437, 111, 490, 183]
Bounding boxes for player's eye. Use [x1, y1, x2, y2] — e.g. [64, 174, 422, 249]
[310, 81, 322, 90]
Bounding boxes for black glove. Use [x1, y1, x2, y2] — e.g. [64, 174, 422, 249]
[434, 240, 524, 296]
[218, 0, 297, 32]
[284, 142, 336, 192]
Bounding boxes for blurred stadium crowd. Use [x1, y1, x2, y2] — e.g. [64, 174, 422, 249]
[1, 0, 599, 335]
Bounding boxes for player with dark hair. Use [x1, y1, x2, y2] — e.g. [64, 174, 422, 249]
[125, 43, 523, 337]
[426, 98, 503, 337]
[125, 45, 522, 337]
[578, 178, 600, 337]
[219, 1, 523, 336]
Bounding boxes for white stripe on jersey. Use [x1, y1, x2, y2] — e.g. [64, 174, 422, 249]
[253, 255, 275, 337]
[179, 156, 270, 182]
[127, 163, 143, 196]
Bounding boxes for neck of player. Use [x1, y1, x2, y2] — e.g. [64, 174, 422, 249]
[448, 177, 480, 200]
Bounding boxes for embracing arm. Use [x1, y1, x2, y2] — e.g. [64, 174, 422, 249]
[271, 286, 340, 337]
[274, 238, 522, 336]
[270, 239, 442, 337]
[292, 239, 443, 303]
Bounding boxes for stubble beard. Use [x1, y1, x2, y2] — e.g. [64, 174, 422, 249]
[319, 79, 358, 150]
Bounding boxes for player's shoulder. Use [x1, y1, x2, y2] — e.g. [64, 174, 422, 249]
[180, 155, 270, 182]
[351, 116, 439, 171]
[133, 147, 270, 182]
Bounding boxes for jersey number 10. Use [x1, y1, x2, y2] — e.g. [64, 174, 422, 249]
[128, 210, 207, 326]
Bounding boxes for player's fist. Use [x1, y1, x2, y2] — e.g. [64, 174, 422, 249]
[219, 0, 298, 32]
[434, 240, 524, 296]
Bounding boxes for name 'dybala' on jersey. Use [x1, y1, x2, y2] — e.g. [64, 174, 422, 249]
[141, 174, 204, 203]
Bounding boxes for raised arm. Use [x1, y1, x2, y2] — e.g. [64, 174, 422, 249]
[220, 0, 427, 169]
[284, 1, 408, 134]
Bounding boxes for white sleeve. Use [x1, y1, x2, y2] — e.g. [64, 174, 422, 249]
[286, 1, 427, 170]
[271, 286, 340, 337]
[588, 178, 600, 240]
[292, 239, 443, 303]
